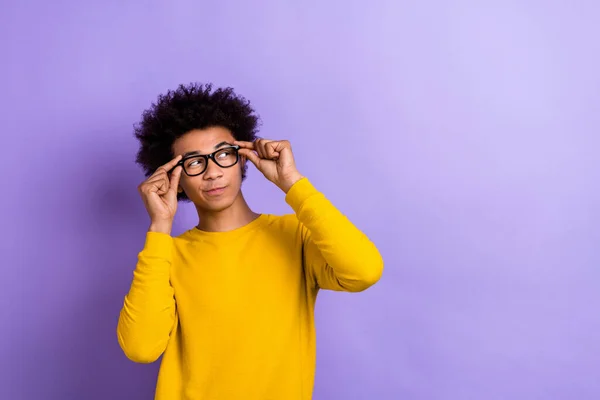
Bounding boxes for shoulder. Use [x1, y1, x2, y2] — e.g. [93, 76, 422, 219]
[171, 230, 198, 251]
[263, 213, 301, 231]
[260, 213, 309, 240]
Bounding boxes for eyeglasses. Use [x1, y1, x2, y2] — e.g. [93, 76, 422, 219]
[171, 145, 241, 176]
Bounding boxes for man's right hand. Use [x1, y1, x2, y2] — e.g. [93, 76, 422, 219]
[137, 155, 183, 235]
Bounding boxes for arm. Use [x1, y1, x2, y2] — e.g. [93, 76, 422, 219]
[116, 232, 176, 363]
[234, 138, 383, 291]
[286, 178, 384, 292]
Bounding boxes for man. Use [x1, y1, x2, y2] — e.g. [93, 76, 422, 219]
[117, 83, 384, 399]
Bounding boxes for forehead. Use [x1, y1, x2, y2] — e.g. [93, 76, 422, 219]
[172, 127, 235, 155]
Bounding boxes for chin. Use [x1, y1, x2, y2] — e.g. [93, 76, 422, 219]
[202, 200, 234, 213]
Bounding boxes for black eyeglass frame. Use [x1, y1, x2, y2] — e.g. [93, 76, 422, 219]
[170, 145, 241, 177]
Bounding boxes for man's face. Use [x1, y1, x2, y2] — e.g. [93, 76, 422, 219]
[171, 126, 245, 212]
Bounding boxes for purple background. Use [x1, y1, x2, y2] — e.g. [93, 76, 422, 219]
[2, 1, 599, 399]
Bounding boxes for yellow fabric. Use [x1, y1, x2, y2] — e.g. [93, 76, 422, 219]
[117, 178, 384, 399]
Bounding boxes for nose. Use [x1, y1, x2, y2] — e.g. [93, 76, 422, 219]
[202, 158, 223, 180]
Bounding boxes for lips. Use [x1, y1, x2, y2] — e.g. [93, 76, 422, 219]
[204, 186, 227, 196]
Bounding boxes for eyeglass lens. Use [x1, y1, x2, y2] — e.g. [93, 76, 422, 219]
[183, 147, 238, 175]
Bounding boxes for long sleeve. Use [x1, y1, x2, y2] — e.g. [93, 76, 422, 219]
[285, 178, 384, 292]
[116, 232, 177, 363]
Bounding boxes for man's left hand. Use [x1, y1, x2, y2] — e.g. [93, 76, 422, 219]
[234, 139, 304, 193]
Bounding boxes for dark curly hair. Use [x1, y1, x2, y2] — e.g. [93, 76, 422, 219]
[134, 82, 261, 201]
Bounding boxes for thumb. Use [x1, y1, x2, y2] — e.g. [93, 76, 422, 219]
[239, 149, 261, 168]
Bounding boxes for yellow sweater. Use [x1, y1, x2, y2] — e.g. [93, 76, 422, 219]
[117, 178, 383, 399]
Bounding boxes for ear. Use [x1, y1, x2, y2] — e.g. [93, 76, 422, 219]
[177, 186, 183, 193]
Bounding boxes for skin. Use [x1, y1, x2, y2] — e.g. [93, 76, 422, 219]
[137, 126, 304, 235]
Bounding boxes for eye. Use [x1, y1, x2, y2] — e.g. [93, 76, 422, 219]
[186, 158, 205, 168]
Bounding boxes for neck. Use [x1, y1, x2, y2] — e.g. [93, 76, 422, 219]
[195, 191, 259, 232]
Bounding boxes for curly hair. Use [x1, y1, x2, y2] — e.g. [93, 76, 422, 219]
[134, 82, 261, 201]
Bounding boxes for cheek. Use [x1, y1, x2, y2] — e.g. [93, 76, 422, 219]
[179, 175, 189, 190]
[179, 175, 198, 195]
[227, 165, 243, 186]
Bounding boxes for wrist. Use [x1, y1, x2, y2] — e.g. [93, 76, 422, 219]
[279, 172, 304, 194]
[149, 221, 173, 235]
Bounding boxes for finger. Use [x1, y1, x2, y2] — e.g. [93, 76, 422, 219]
[155, 155, 183, 175]
[265, 141, 281, 159]
[143, 174, 168, 191]
[253, 139, 264, 158]
[142, 170, 169, 189]
[255, 138, 273, 159]
[146, 170, 168, 182]
[168, 165, 182, 195]
[233, 140, 255, 150]
[271, 140, 290, 152]
[149, 176, 169, 195]
[238, 148, 261, 168]
[273, 140, 293, 161]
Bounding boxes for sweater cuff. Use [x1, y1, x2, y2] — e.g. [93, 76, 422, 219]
[285, 177, 320, 213]
[141, 231, 173, 259]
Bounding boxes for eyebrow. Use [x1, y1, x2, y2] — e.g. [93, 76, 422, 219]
[182, 141, 233, 158]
